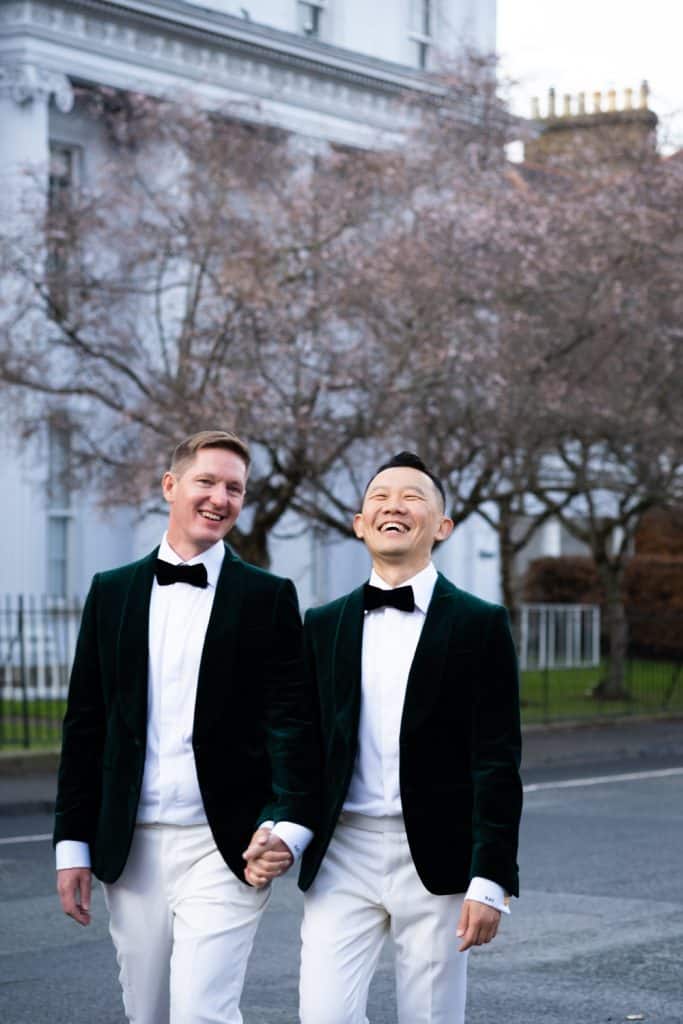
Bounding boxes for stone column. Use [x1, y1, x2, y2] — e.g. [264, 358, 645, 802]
[0, 64, 75, 595]
[0, 62, 74, 212]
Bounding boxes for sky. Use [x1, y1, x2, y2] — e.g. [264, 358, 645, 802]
[496, 0, 683, 152]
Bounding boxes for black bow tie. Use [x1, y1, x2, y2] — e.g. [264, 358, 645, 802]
[154, 559, 208, 589]
[363, 583, 415, 613]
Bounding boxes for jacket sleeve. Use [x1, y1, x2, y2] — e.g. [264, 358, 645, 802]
[469, 606, 523, 897]
[257, 579, 321, 832]
[53, 576, 106, 848]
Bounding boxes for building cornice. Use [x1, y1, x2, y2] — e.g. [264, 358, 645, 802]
[94, 0, 437, 94]
[0, 0, 439, 142]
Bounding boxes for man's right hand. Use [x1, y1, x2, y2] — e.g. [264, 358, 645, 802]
[57, 867, 92, 926]
[242, 829, 293, 888]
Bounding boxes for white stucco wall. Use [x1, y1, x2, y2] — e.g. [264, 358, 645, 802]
[184, 0, 496, 66]
[0, 0, 499, 601]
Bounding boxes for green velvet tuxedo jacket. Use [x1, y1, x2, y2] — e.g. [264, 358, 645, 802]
[298, 573, 522, 897]
[54, 545, 320, 884]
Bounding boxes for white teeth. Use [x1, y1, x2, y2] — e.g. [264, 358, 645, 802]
[380, 522, 407, 533]
[199, 511, 222, 521]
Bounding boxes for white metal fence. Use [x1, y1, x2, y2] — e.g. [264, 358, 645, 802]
[1, 597, 603, 694]
[0, 594, 82, 701]
[518, 603, 601, 671]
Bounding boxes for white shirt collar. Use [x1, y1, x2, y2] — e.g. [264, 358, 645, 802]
[158, 533, 225, 588]
[369, 561, 437, 614]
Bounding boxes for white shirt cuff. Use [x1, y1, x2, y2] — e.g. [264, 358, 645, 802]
[56, 840, 91, 871]
[465, 876, 510, 914]
[259, 821, 313, 863]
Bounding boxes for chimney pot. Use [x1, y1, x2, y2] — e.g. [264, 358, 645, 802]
[639, 79, 650, 109]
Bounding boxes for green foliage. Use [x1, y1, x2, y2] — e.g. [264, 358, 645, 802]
[521, 659, 683, 723]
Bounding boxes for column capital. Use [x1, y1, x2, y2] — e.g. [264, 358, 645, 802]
[0, 62, 73, 112]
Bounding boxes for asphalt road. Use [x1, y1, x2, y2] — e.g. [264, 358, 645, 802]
[1, 757, 682, 1023]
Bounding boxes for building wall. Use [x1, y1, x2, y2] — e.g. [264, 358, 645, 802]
[192, 1, 496, 67]
[0, 0, 499, 604]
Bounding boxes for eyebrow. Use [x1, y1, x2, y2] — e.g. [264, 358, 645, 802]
[367, 485, 428, 497]
[195, 472, 244, 487]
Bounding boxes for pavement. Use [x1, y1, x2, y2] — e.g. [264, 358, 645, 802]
[2, 715, 683, 816]
[2, 716, 683, 1024]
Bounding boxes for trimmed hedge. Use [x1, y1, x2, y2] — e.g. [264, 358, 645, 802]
[635, 508, 683, 557]
[522, 555, 683, 657]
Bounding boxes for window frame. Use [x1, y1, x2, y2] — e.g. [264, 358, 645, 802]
[409, 0, 436, 70]
[297, 0, 326, 39]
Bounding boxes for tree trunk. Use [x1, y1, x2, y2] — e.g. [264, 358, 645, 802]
[593, 559, 630, 700]
[497, 497, 517, 614]
[229, 527, 271, 569]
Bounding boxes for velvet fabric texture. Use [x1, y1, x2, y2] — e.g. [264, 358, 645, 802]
[298, 573, 522, 897]
[54, 545, 320, 884]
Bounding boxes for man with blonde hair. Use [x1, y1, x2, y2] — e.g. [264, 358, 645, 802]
[55, 429, 319, 1024]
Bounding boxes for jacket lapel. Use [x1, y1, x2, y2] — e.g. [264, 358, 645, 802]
[331, 586, 365, 743]
[117, 550, 157, 739]
[400, 573, 459, 737]
[193, 545, 244, 738]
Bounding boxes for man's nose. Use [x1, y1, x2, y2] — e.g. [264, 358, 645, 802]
[208, 485, 229, 507]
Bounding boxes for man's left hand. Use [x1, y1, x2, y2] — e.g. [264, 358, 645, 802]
[242, 828, 293, 888]
[456, 900, 501, 951]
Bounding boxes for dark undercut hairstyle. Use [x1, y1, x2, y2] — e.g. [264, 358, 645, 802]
[364, 451, 446, 508]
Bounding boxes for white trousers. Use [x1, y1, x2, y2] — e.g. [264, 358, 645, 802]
[299, 813, 468, 1024]
[103, 824, 270, 1024]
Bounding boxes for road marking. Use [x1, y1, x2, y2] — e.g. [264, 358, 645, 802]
[524, 766, 683, 793]
[1, 766, 681, 843]
[0, 833, 51, 846]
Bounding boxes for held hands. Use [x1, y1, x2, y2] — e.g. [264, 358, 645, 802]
[242, 828, 293, 888]
[57, 867, 92, 926]
[456, 899, 501, 952]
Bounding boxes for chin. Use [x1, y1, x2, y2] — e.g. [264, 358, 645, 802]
[378, 543, 411, 556]
[194, 529, 224, 545]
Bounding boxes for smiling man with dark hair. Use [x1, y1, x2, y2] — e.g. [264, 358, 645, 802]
[296, 452, 522, 1024]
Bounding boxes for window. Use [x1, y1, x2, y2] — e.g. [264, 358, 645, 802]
[47, 423, 73, 598]
[47, 516, 70, 598]
[298, 0, 325, 39]
[411, 0, 434, 70]
[47, 144, 81, 319]
[48, 144, 77, 210]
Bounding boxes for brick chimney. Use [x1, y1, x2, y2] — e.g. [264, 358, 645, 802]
[524, 81, 658, 170]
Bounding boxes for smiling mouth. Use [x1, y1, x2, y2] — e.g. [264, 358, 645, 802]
[379, 522, 409, 534]
[199, 510, 224, 522]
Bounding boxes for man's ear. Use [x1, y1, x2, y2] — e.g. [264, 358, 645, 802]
[353, 512, 365, 540]
[435, 517, 454, 543]
[161, 471, 176, 505]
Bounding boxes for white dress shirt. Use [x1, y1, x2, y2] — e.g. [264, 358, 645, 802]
[343, 561, 509, 914]
[57, 534, 311, 869]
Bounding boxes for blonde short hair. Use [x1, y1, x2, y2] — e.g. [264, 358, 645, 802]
[169, 430, 251, 477]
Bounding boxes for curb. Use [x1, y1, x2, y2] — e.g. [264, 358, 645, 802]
[0, 750, 60, 776]
[1, 716, 682, 818]
[0, 799, 55, 817]
[521, 711, 683, 734]
[0, 750, 59, 818]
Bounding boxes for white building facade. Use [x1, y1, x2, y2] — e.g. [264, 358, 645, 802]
[1, 0, 510, 607]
